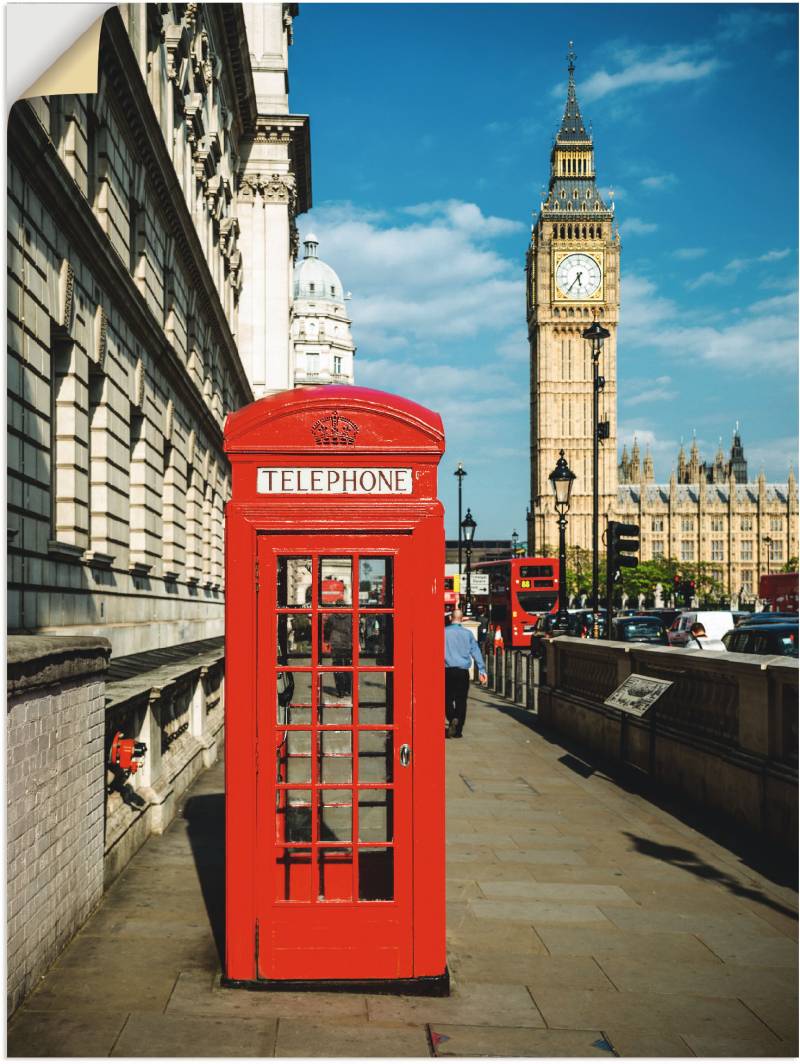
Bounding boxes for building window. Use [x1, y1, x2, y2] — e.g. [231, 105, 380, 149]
[712, 568, 724, 585]
[741, 569, 753, 591]
[333, 355, 342, 375]
[769, 540, 783, 562]
[651, 517, 664, 532]
[306, 352, 319, 376]
[681, 541, 694, 561]
[652, 541, 665, 560]
[710, 517, 724, 532]
[741, 516, 753, 531]
[711, 540, 724, 561]
[681, 517, 694, 532]
[770, 516, 783, 531]
[741, 540, 753, 561]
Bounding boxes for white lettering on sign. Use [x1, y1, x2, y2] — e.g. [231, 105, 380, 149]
[257, 467, 414, 495]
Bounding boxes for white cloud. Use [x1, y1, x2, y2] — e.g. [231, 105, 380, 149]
[624, 375, 678, 407]
[688, 248, 794, 288]
[673, 247, 707, 260]
[620, 217, 658, 236]
[402, 199, 524, 238]
[641, 173, 677, 191]
[622, 274, 798, 372]
[758, 248, 791, 263]
[579, 47, 721, 103]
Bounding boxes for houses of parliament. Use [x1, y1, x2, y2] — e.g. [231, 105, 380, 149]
[526, 46, 797, 604]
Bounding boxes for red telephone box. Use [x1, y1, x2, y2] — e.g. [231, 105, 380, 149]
[223, 385, 448, 993]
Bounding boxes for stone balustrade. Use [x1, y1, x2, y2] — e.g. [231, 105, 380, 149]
[6, 635, 224, 1014]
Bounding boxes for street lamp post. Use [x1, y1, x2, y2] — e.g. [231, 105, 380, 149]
[549, 450, 576, 633]
[511, 529, 519, 557]
[461, 508, 477, 617]
[764, 535, 773, 577]
[581, 320, 611, 635]
[454, 462, 467, 596]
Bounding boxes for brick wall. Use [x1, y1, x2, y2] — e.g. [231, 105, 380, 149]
[7, 636, 110, 1015]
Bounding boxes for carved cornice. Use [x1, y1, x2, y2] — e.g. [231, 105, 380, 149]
[247, 113, 312, 215]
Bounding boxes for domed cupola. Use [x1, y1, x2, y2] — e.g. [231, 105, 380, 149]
[291, 233, 356, 388]
[293, 234, 346, 303]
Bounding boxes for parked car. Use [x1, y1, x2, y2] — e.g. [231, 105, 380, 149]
[667, 610, 734, 648]
[723, 622, 799, 658]
[610, 615, 669, 645]
[736, 611, 798, 626]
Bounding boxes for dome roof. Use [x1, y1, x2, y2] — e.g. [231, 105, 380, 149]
[294, 235, 345, 302]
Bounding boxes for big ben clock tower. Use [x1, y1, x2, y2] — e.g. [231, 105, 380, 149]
[527, 44, 620, 554]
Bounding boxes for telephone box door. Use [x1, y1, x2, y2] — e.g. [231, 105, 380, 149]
[257, 534, 414, 980]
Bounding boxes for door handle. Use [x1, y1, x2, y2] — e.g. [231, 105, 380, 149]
[399, 744, 411, 768]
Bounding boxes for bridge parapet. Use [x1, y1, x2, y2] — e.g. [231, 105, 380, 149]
[538, 638, 798, 853]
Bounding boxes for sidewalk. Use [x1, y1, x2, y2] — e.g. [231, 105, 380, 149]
[9, 686, 798, 1057]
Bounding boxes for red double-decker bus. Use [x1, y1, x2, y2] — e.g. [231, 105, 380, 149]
[473, 557, 559, 648]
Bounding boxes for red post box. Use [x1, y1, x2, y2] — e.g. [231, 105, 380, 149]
[223, 385, 448, 993]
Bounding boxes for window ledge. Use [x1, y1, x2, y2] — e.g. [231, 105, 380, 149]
[83, 550, 116, 569]
[48, 540, 85, 561]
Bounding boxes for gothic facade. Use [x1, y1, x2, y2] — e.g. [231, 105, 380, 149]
[527, 46, 797, 604]
[7, 3, 311, 654]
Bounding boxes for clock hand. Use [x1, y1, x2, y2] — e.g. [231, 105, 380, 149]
[567, 273, 581, 292]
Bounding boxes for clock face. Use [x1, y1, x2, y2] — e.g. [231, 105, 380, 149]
[555, 253, 602, 299]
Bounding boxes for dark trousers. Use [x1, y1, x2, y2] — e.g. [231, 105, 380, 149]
[445, 667, 471, 735]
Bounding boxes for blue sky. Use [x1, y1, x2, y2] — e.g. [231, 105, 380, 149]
[290, 3, 798, 540]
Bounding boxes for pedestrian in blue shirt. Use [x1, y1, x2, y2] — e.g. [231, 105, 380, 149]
[444, 609, 487, 738]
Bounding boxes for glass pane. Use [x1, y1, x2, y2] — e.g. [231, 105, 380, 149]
[318, 847, 353, 901]
[359, 614, 393, 666]
[358, 730, 393, 784]
[278, 614, 312, 665]
[277, 788, 312, 843]
[320, 789, 352, 842]
[277, 557, 313, 607]
[276, 730, 312, 784]
[358, 557, 393, 606]
[320, 613, 353, 666]
[359, 848, 394, 901]
[358, 789, 393, 842]
[358, 672, 393, 725]
[275, 846, 312, 902]
[319, 557, 353, 606]
[277, 671, 312, 724]
[318, 674, 353, 725]
[319, 730, 353, 784]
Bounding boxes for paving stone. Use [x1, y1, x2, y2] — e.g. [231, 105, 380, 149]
[274, 1018, 430, 1056]
[7, 1009, 128, 1057]
[166, 970, 369, 1021]
[531, 986, 774, 1038]
[477, 880, 634, 904]
[366, 982, 545, 1028]
[601, 1027, 692, 1056]
[448, 861, 537, 883]
[602, 906, 784, 937]
[469, 897, 613, 926]
[493, 849, 588, 866]
[447, 918, 547, 956]
[450, 952, 614, 990]
[740, 994, 800, 1042]
[112, 1012, 276, 1057]
[696, 927, 798, 967]
[536, 925, 720, 964]
[594, 955, 797, 999]
[430, 1024, 614, 1057]
[22, 964, 178, 1013]
[681, 1032, 790, 1057]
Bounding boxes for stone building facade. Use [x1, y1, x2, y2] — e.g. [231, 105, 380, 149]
[7, 3, 311, 656]
[291, 234, 356, 386]
[526, 46, 798, 603]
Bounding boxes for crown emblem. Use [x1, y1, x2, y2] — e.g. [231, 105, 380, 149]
[310, 411, 360, 447]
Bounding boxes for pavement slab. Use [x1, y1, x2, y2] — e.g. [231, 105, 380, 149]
[430, 1024, 615, 1056]
[7, 682, 797, 1059]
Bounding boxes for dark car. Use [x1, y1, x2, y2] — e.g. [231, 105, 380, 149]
[610, 615, 669, 646]
[722, 623, 798, 658]
[736, 612, 798, 626]
[638, 608, 680, 628]
[569, 609, 607, 638]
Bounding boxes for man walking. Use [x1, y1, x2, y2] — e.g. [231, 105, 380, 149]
[444, 609, 487, 738]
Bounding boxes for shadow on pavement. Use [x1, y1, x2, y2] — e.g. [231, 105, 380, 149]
[183, 792, 226, 965]
[624, 832, 799, 922]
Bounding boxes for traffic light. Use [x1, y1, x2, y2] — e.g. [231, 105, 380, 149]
[608, 521, 640, 575]
[681, 578, 695, 607]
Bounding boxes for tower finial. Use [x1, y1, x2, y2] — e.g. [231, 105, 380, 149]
[567, 41, 576, 75]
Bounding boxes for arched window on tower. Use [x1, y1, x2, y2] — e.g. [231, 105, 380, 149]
[567, 224, 572, 238]
[589, 225, 594, 238]
[552, 224, 557, 239]
[597, 225, 602, 238]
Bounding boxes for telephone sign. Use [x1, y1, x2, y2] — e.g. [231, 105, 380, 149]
[223, 386, 448, 993]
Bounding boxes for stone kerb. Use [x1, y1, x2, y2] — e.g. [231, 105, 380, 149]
[7, 636, 110, 1016]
